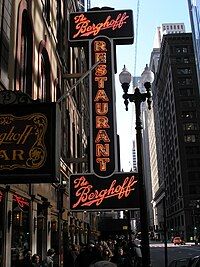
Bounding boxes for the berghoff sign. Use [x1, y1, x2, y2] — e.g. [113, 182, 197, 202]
[68, 8, 135, 211]
[0, 113, 47, 169]
[69, 9, 134, 44]
[70, 173, 139, 211]
[0, 102, 61, 183]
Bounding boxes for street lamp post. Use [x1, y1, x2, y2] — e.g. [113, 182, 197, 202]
[119, 65, 154, 267]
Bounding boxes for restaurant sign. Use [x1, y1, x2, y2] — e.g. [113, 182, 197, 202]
[69, 9, 134, 44]
[90, 36, 117, 177]
[70, 172, 139, 211]
[0, 102, 61, 183]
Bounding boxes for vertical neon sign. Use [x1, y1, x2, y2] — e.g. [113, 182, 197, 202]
[90, 36, 117, 177]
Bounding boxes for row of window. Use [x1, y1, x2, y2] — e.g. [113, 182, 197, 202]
[163, 24, 184, 30]
[171, 57, 192, 64]
[177, 68, 192, 75]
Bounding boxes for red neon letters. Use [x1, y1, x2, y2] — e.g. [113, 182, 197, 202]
[73, 12, 130, 38]
[72, 175, 138, 208]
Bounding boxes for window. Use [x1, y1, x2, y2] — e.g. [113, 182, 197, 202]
[183, 58, 189, 63]
[0, 0, 12, 87]
[186, 146, 200, 154]
[179, 88, 194, 96]
[176, 47, 188, 53]
[184, 134, 197, 143]
[187, 159, 200, 168]
[19, 11, 33, 95]
[183, 123, 198, 131]
[181, 111, 196, 119]
[177, 78, 192, 86]
[177, 68, 191, 75]
[56, 0, 64, 56]
[189, 185, 200, 194]
[181, 100, 196, 108]
[188, 172, 200, 180]
[38, 46, 51, 101]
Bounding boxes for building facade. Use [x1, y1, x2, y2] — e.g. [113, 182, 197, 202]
[153, 23, 186, 48]
[188, 0, 200, 92]
[0, 1, 97, 266]
[149, 47, 165, 240]
[153, 33, 200, 241]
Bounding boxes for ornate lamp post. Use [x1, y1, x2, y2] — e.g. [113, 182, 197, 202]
[119, 64, 154, 267]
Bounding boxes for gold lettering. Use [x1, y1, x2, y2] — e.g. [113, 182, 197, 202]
[94, 90, 109, 101]
[13, 133, 21, 141]
[95, 52, 107, 63]
[94, 78, 108, 89]
[0, 150, 9, 160]
[0, 125, 33, 145]
[96, 116, 110, 128]
[0, 133, 7, 145]
[95, 64, 107, 76]
[95, 130, 110, 143]
[12, 150, 24, 160]
[6, 126, 15, 141]
[95, 103, 108, 115]
[94, 41, 107, 51]
[96, 158, 110, 171]
[17, 125, 34, 144]
[96, 144, 109, 157]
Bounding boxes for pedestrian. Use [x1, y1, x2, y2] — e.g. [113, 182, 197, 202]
[32, 254, 42, 267]
[75, 242, 103, 267]
[111, 247, 133, 267]
[23, 250, 32, 266]
[42, 248, 55, 267]
[63, 245, 76, 267]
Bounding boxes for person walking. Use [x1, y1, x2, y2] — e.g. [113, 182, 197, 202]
[75, 242, 103, 267]
[23, 250, 32, 266]
[32, 254, 42, 267]
[111, 247, 133, 267]
[42, 249, 55, 267]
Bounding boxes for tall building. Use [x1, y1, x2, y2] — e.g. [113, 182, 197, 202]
[149, 48, 165, 240]
[154, 23, 186, 48]
[188, 0, 200, 91]
[153, 33, 200, 240]
[0, 1, 93, 266]
[148, 24, 187, 240]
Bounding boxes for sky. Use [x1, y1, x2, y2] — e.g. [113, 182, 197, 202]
[90, 0, 191, 171]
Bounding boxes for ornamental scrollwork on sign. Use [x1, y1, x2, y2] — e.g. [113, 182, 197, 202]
[0, 113, 47, 170]
[0, 90, 39, 105]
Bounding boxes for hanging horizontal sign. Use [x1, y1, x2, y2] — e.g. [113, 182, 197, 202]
[69, 9, 134, 44]
[70, 172, 139, 211]
[0, 102, 61, 183]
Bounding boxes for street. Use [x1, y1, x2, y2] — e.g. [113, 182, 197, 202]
[150, 242, 200, 267]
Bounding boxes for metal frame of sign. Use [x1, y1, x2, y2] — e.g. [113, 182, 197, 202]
[69, 172, 140, 211]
